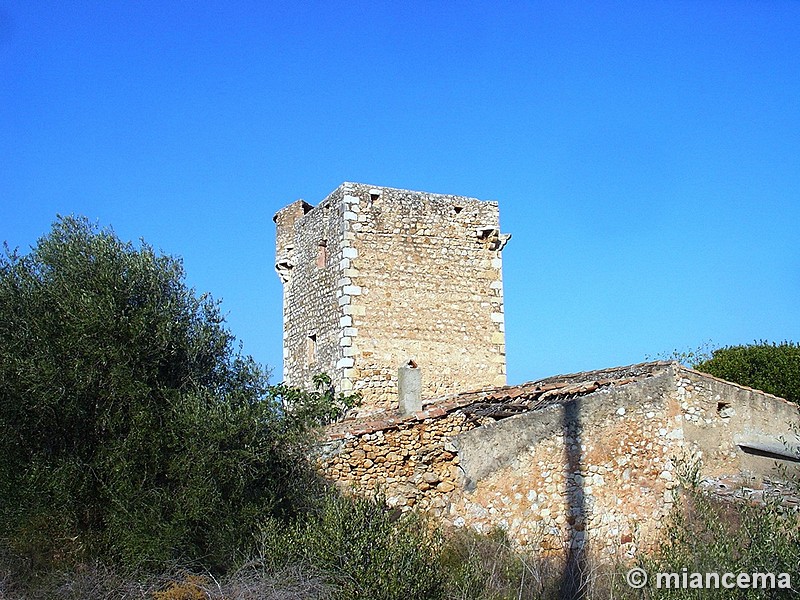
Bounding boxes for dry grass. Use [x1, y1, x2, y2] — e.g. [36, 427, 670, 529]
[0, 554, 333, 600]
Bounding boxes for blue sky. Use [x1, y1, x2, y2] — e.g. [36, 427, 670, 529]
[1, 1, 799, 384]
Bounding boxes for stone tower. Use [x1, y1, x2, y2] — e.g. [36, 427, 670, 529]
[274, 182, 510, 413]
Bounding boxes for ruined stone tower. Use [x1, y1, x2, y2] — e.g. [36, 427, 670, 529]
[274, 182, 510, 413]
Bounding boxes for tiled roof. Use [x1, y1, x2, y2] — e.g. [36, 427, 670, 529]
[326, 360, 675, 439]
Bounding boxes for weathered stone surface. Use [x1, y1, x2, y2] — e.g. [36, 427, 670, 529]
[274, 183, 508, 414]
[316, 362, 800, 559]
[277, 184, 800, 563]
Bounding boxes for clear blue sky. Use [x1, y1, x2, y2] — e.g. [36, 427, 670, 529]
[2, 1, 799, 384]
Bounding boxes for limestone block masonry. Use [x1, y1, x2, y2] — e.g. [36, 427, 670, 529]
[274, 183, 510, 414]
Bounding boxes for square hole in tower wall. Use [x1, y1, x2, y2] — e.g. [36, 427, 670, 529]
[316, 241, 327, 268]
[307, 334, 317, 365]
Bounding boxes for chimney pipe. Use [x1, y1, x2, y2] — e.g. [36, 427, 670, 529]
[398, 359, 421, 415]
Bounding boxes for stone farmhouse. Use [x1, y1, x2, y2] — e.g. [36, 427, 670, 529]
[274, 182, 800, 557]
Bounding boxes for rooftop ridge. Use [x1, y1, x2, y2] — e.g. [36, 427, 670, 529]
[336, 181, 485, 202]
[326, 360, 676, 438]
[677, 364, 794, 406]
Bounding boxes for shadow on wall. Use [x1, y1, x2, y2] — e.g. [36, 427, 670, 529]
[560, 399, 587, 600]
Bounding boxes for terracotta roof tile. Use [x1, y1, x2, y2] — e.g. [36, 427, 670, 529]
[325, 360, 676, 438]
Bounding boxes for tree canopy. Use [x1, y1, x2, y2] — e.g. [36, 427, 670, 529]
[0, 216, 354, 568]
[693, 341, 800, 404]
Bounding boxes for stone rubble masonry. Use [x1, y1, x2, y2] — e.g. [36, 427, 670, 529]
[317, 362, 800, 559]
[275, 184, 800, 559]
[274, 182, 510, 414]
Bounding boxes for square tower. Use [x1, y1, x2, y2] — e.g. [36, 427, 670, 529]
[274, 182, 510, 413]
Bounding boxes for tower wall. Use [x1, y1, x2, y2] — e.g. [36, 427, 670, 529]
[273, 191, 346, 388]
[275, 182, 509, 414]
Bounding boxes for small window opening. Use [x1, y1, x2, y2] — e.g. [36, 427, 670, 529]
[275, 260, 294, 283]
[306, 334, 317, 365]
[717, 401, 734, 418]
[476, 227, 496, 241]
[453, 205, 463, 215]
[316, 240, 327, 268]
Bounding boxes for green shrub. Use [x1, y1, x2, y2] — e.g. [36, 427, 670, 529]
[0, 216, 356, 571]
[440, 527, 552, 600]
[275, 494, 445, 600]
[640, 478, 800, 598]
[693, 341, 800, 403]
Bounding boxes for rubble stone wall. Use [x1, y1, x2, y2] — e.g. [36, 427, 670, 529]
[448, 373, 684, 558]
[320, 373, 684, 558]
[676, 369, 800, 482]
[318, 410, 483, 516]
[275, 182, 509, 413]
[274, 188, 346, 387]
[318, 366, 800, 559]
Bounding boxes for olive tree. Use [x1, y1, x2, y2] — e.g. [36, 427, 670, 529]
[0, 216, 353, 569]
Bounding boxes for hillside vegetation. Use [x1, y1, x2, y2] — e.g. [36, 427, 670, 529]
[1, 218, 797, 599]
